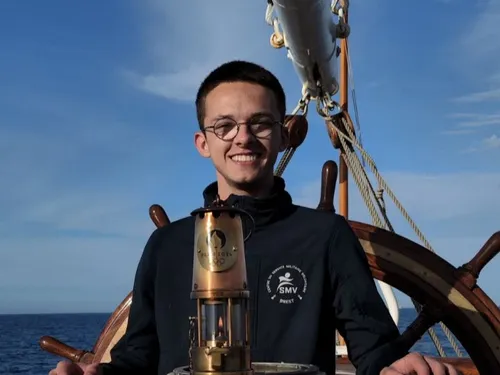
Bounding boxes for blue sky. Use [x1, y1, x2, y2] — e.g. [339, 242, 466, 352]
[0, 0, 499, 314]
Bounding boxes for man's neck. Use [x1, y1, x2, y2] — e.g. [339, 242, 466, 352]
[216, 175, 274, 201]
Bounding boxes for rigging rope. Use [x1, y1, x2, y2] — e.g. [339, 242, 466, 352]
[345, 39, 364, 167]
[321, 108, 457, 358]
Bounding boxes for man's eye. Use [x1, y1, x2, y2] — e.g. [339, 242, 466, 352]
[215, 123, 235, 133]
[252, 120, 274, 128]
[250, 118, 272, 125]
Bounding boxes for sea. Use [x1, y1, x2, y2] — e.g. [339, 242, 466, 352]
[0, 309, 466, 375]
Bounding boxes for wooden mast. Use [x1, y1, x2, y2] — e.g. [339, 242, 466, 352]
[337, 0, 349, 350]
[338, 0, 349, 221]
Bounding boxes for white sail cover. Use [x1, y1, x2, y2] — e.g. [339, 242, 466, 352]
[271, 0, 340, 98]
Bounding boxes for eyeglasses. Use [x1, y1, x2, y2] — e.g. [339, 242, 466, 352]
[203, 118, 282, 141]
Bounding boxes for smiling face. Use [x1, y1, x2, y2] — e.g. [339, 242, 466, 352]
[194, 81, 288, 198]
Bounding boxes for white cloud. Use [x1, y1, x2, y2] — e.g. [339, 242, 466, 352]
[461, 134, 500, 153]
[441, 113, 500, 148]
[125, 0, 284, 102]
[126, 64, 218, 102]
[452, 0, 500, 102]
[452, 88, 500, 103]
[460, 0, 500, 67]
[445, 3, 500, 152]
[483, 134, 500, 149]
[446, 112, 500, 127]
[441, 129, 475, 135]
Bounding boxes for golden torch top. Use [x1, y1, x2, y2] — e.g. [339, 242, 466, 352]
[190, 201, 252, 300]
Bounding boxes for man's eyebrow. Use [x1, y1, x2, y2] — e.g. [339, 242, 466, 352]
[211, 112, 276, 122]
[249, 111, 275, 119]
[213, 114, 235, 121]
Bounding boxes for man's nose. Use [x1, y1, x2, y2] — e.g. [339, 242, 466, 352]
[233, 124, 255, 144]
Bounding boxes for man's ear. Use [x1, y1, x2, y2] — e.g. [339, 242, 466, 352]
[194, 131, 211, 158]
[279, 124, 289, 152]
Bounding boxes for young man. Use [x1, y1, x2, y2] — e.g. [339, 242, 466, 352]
[50, 61, 460, 375]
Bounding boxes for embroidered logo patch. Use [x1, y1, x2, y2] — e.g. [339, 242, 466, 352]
[266, 264, 307, 304]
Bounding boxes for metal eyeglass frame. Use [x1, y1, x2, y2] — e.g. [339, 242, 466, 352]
[203, 119, 283, 141]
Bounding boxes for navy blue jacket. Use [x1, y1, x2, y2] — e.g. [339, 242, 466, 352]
[97, 178, 405, 375]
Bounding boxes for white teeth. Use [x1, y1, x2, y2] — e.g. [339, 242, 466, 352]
[231, 154, 258, 162]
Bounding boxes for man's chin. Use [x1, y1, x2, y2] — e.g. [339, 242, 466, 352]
[230, 176, 260, 186]
[227, 172, 263, 186]
[228, 172, 276, 192]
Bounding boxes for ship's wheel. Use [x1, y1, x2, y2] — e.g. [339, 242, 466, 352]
[39, 157, 500, 375]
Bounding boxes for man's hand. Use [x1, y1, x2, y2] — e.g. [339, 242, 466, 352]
[48, 361, 99, 375]
[381, 352, 461, 374]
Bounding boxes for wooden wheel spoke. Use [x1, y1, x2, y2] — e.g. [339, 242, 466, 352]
[316, 160, 338, 212]
[39, 335, 94, 364]
[149, 204, 170, 228]
[456, 231, 500, 290]
[396, 305, 443, 353]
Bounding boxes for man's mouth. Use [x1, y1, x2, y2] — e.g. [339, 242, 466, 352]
[229, 153, 261, 162]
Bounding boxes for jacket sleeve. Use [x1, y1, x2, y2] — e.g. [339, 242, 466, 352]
[328, 215, 408, 375]
[97, 228, 163, 375]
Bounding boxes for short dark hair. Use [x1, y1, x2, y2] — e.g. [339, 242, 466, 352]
[195, 60, 286, 129]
